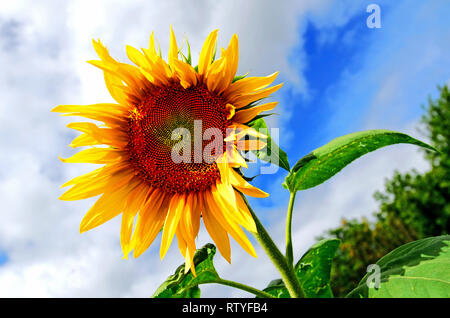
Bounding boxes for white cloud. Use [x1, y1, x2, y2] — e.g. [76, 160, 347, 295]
[0, 0, 444, 298]
[0, 0, 343, 298]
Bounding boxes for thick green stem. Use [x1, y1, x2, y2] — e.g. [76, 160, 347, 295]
[241, 195, 305, 298]
[285, 192, 296, 266]
[206, 278, 275, 298]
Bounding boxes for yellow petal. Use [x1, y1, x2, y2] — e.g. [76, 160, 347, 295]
[139, 64, 170, 86]
[54, 102, 128, 129]
[148, 32, 157, 56]
[215, 181, 256, 233]
[176, 214, 198, 275]
[215, 152, 230, 185]
[66, 113, 125, 129]
[131, 189, 169, 258]
[217, 34, 239, 93]
[230, 169, 269, 198]
[87, 59, 144, 95]
[168, 26, 178, 70]
[226, 34, 239, 83]
[228, 123, 268, 140]
[68, 122, 128, 148]
[181, 193, 200, 241]
[79, 179, 138, 233]
[204, 188, 256, 258]
[225, 72, 279, 98]
[172, 59, 198, 88]
[224, 146, 247, 168]
[234, 191, 258, 233]
[176, 229, 197, 275]
[233, 102, 278, 124]
[92, 39, 116, 63]
[225, 103, 235, 120]
[185, 244, 196, 275]
[198, 192, 231, 263]
[60, 167, 134, 201]
[126, 45, 150, 69]
[59, 148, 124, 164]
[139, 44, 172, 85]
[205, 57, 227, 92]
[104, 72, 129, 106]
[236, 139, 267, 151]
[52, 103, 127, 115]
[198, 30, 218, 76]
[120, 185, 152, 258]
[69, 133, 101, 148]
[90, 40, 133, 105]
[160, 194, 186, 259]
[232, 83, 283, 109]
[60, 161, 129, 188]
[176, 232, 187, 263]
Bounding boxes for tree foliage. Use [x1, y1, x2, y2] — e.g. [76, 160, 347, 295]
[322, 86, 450, 297]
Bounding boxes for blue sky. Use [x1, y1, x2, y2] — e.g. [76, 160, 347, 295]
[0, 0, 449, 296]
[250, 0, 450, 211]
[291, 0, 450, 160]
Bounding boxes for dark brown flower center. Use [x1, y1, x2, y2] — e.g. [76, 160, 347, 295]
[127, 83, 229, 193]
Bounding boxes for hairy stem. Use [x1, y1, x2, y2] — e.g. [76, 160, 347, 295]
[285, 192, 296, 266]
[204, 278, 275, 298]
[241, 194, 305, 298]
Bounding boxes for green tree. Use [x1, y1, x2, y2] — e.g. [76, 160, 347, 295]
[323, 85, 450, 297]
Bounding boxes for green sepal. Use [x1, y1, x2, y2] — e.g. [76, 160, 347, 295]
[211, 42, 217, 63]
[249, 113, 278, 123]
[184, 35, 192, 65]
[232, 73, 248, 83]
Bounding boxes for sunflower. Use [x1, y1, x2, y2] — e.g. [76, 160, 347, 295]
[53, 27, 282, 274]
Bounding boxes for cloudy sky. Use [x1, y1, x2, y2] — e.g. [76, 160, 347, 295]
[0, 0, 449, 297]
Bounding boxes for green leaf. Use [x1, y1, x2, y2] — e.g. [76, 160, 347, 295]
[247, 117, 290, 172]
[284, 130, 436, 193]
[152, 243, 219, 298]
[259, 239, 340, 298]
[295, 239, 340, 298]
[260, 279, 290, 298]
[347, 235, 450, 298]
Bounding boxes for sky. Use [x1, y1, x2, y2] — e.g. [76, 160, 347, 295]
[0, 0, 449, 297]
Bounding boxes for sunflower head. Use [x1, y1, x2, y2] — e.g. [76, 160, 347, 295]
[53, 27, 282, 274]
